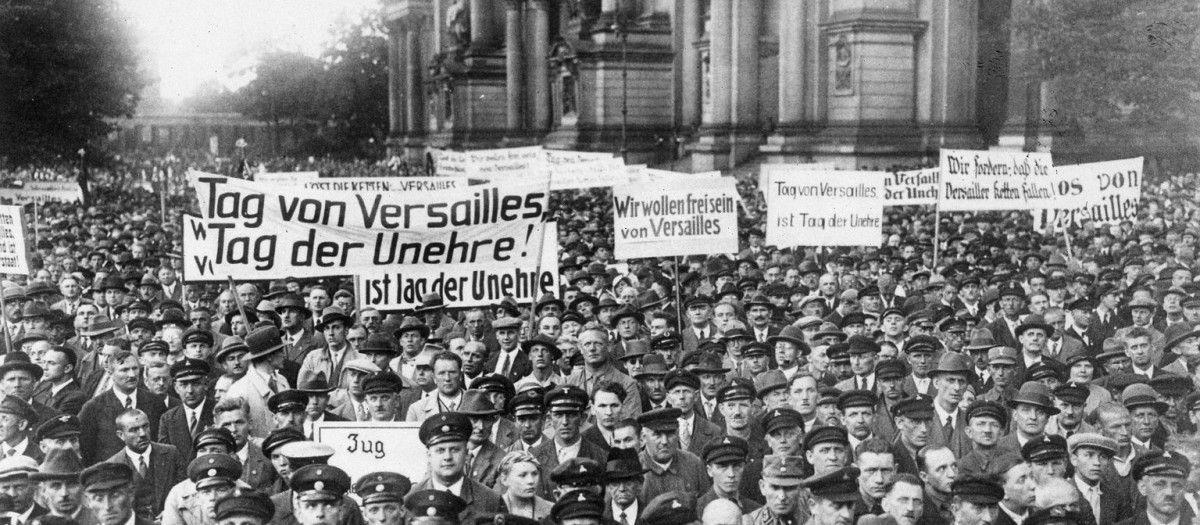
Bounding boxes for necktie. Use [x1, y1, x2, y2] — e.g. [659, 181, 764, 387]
[124, 396, 132, 409]
[5, 448, 14, 457]
[859, 377, 866, 390]
[620, 512, 629, 525]
[943, 415, 954, 440]
[138, 456, 148, 477]
[1088, 486, 1100, 523]
[501, 353, 511, 377]
[758, 331, 766, 343]
[268, 377, 279, 395]
[188, 411, 198, 435]
[357, 402, 369, 421]
[679, 420, 691, 450]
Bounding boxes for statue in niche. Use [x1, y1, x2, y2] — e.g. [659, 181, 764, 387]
[447, 0, 470, 49]
[562, 74, 577, 116]
[835, 36, 852, 93]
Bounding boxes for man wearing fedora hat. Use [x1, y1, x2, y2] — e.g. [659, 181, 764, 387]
[274, 293, 326, 366]
[415, 293, 457, 342]
[224, 326, 293, 439]
[602, 447, 648, 524]
[996, 382, 1060, 453]
[456, 390, 508, 488]
[298, 307, 360, 390]
[484, 317, 531, 383]
[927, 352, 975, 457]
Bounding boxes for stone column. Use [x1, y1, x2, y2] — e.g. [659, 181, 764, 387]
[679, 0, 702, 128]
[504, 0, 525, 135]
[705, 0, 732, 128]
[469, 0, 498, 51]
[404, 16, 426, 135]
[730, 0, 760, 128]
[387, 22, 406, 135]
[776, 0, 805, 126]
[528, 0, 551, 132]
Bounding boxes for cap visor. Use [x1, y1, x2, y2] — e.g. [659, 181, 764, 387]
[763, 476, 803, 487]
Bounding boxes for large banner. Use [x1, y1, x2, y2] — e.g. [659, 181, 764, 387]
[314, 422, 425, 484]
[293, 177, 469, 192]
[757, 163, 835, 194]
[182, 173, 548, 282]
[0, 206, 28, 275]
[939, 150, 1056, 211]
[431, 147, 629, 190]
[255, 172, 319, 184]
[883, 169, 939, 205]
[359, 221, 559, 310]
[1037, 157, 1143, 229]
[612, 178, 739, 259]
[2, 182, 83, 204]
[762, 167, 885, 246]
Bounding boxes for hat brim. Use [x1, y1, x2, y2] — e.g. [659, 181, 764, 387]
[242, 342, 286, 362]
[762, 476, 804, 487]
[394, 326, 432, 340]
[1125, 400, 1171, 414]
[315, 314, 353, 331]
[85, 479, 131, 492]
[602, 469, 650, 482]
[1007, 398, 1061, 415]
[29, 472, 79, 482]
[0, 363, 43, 382]
[766, 336, 809, 351]
[608, 312, 645, 328]
[1015, 323, 1053, 337]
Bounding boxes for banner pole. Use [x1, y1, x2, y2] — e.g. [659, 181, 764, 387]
[674, 255, 683, 334]
[1063, 224, 1075, 260]
[0, 286, 11, 353]
[32, 200, 39, 248]
[932, 203, 941, 269]
[161, 166, 168, 225]
[227, 276, 251, 337]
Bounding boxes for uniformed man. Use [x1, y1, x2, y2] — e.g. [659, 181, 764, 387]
[263, 428, 307, 493]
[184, 454, 242, 525]
[30, 449, 94, 523]
[698, 436, 761, 515]
[35, 415, 81, 457]
[1022, 435, 1069, 482]
[403, 490, 467, 525]
[531, 386, 607, 487]
[803, 426, 850, 477]
[550, 489, 604, 525]
[353, 472, 412, 525]
[639, 491, 697, 525]
[214, 492, 275, 525]
[507, 389, 546, 452]
[289, 464, 352, 525]
[270, 442, 364, 525]
[956, 401, 1010, 477]
[269, 390, 309, 433]
[635, 407, 709, 501]
[947, 476, 1004, 525]
[80, 462, 155, 525]
[549, 458, 604, 499]
[162, 427, 243, 525]
[408, 412, 506, 525]
[891, 396, 935, 476]
[741, 455, 813, 525]
[1117, 450, 1195, 525]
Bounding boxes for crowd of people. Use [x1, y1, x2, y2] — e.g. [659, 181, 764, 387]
[1, 152, 1199, 525]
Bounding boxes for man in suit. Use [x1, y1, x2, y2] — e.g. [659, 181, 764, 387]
[157, 358, 214, 460]
[603, 447, 649, 524]
[900, 336, 938, 399]
[680, 295, 717, 355]
[1114, 450, 1196, 525]
[1066, 298, 1105, 356]
[996, 382, 1058, 453]
[224, 326, 292, 440]
[890, 397, 934, 476]
[297, 307, 360, 389]
[406, 351, 466, 423]
[837, 335, 880, 393]
[33, 346, 87, 416]
[663, 369, 724, 458]
[582, 382, 626, 452]
[926, 353, 975, 457]
[457, 391, 507, 488]
[407, 412, 506, 525]
[79, 351, 168, 465]
[986, 283, 1026, 350]
[0, 397, 44, 463]
[274, 293, 326, 367]
[210, 397, 274, 494]
[0, 353, 60, 425]
[1124, 327, 1167, 379]
[1068, 433, 1134, 525]
[531, 386, 608, 496]
[483, 317, 531, 383]
[693, 353, 729, 428]
[744, 293, 781, 344]
[297, 373, 345, 437]
[31, 449, 97, 524]
[105, 409, 187, 519]
[1043, 309, 1085, 363]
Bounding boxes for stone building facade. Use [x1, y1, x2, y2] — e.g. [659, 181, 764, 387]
[383, 0, 1050, 170]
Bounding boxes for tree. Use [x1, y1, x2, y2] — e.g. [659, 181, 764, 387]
[1016, 0, 1200, 163]
[238, 51, 326, 152]
[0, 0, 145, 165]
[317, 12, 389, 159]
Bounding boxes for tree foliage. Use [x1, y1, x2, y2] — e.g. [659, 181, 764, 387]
[0, 0, 146, 165]
[1016, 0, 1200, 157]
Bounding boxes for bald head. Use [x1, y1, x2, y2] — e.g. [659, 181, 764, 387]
[702, 499, 741, 525]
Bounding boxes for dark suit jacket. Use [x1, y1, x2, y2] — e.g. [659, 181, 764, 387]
[483, 349, 533, 383]
[581, 425, 613, 453]
[106, 443, 187, 519]
[156, 399, 214, 460]
[494, 418, 519, 451]
[1076, 477, 1134, 525]
[32, 379, 87, 416]
[695, 396, 725, 429]
[680, 325, 717, 358]
[242, 441, 275, 493]
[891, 439, 921, 476]
[17, 437, 44, 464]
[407, 477, 506, 525]
[1065, 325, 1104, 356]
[986, 317, 1021, 350]
[467, 440, 508, 488]
[531, 438, 608, 497]
[79, 389, 168, 465]
[926, 405, 973, 458]
[681, 414, 725, 458]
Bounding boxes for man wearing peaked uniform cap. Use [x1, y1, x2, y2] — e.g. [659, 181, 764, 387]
[158, 357, 215, 461]
[956, 400, 1012, 478]
[215, 491, 275, 525]
[80, 462, 156, 525]
[404, 489, 467, 525]
[531, 386, 608, 493]
[743, 455, 814, 525]
[184, 454, 242, 525]
[948, 476, 1004, 525]
[634, 407, 710, 503]
[409, 412, 505, 525]
[552, 489, 605, 525]
[267, 442, 363, 525]
[354, 471, 412, 525]
[1124, 450, 1195, 525]
[288, 464, 353, 525]
[697, 436, 761, 514]
[637, 491, 696, 525]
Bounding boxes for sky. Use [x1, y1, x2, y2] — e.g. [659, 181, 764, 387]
[118, 0, 379, 101]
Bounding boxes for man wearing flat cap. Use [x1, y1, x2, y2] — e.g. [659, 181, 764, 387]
[0, 454, 48, 524]
[635, 407, 709, 501]
[1066, 433, 1131, 525]
[157, 358, 214, 460]
[31, 449, 92, 523]
[890, 397, 935, 476]
[1117, 450, 1196, 525]
[81, 462, 155, 525]
[214, 491, 275, 525]
[354, 471, 411, 525]
[663, 369, 723, 458]
[957, 401, 1011, 478]
[409, 412, 505, 525]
